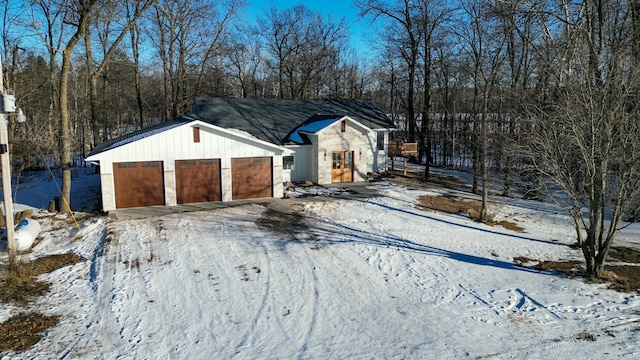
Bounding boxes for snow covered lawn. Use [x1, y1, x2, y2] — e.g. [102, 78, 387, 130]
[2, 179, 640, 358]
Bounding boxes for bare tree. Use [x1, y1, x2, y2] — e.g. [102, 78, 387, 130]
[1, 0, 26, 90]
[357, 0, 420, 143]
[416, 0, 452, 179]
[28, 0, 65, 167]
[126, 1, 145, 129]
[369, 44, 404, 130]
[58, 0, 101, 209]
[150, 0, 243, 119]
[227, 23, 265, 98]
[326, 51, 368, 99]
[490, 0, 536, 198]
[84, 0, 154, 147]
[525, 0, 640, 277]
[456, 0, 507, 221]
[257, 4, 348, 99]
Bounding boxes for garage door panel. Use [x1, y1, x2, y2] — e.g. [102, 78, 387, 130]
[176, 159, 221, 204]
[232, 157, 273, 200]
[113, 161, 165, 209]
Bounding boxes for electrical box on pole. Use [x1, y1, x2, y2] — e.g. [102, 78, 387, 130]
[1, 94, 16, 113]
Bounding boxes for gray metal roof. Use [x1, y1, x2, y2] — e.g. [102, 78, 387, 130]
[192, 98, 395, 144]
[86, 115, 195, 158]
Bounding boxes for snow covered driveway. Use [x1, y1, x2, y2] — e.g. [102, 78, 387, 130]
[24, 182, 640, 358]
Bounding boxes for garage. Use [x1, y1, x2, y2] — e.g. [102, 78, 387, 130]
[175, 159, 221, 204]
[113, 161, 165, 208]
[231, 157, 273, 200]
[86, 117, 290, 211]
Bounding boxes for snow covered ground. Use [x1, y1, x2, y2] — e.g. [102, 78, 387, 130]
[1, 168, 639, 359]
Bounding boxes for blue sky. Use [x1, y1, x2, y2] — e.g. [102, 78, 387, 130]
[245, 0, 376, 58]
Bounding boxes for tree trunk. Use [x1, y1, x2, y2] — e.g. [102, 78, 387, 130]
[60, 46, 73, 208]
[85, 32, 101, 147]
[480, 111, 489, 222]
[472, 130, 480, 194]
[129, 22, 144, 129]
[59, 1, 97, 209]
[406, 61, 417, 143]
[502, 154, 512, 197]
[422, 45, 432, 180]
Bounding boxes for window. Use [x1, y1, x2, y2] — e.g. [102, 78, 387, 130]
[332, 152, 341, 169]
[377, 131, 385, 150]
[283, 155, 294, 170]
[200, 159, 217, 165]
[178, 160, 196, 166]
[193, 127, 200, 143]
[341, 120, 346, 132]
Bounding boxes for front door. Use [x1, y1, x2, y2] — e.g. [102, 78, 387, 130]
[331, 151, 354, 183]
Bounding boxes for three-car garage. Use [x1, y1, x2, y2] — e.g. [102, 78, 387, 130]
[87, 117, 289, 212]
[110, 156, 277, 209]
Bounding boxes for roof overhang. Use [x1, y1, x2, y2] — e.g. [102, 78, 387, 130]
[190, 120, 294, 155]
[86, 118, 293, 162]
[308, 115, 373, 136]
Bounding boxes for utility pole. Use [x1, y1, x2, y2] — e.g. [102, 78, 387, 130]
[0, 55, 17, 265]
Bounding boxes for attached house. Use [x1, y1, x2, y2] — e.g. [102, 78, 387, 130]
[86, 98, 396, 211]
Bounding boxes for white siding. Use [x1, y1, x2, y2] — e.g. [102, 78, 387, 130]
[373, 130, 391, 172]
[88, 122, 288, 211]
[284, 145, 313, 182]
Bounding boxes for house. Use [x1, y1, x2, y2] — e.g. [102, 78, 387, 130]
[86, 98, 396, 211]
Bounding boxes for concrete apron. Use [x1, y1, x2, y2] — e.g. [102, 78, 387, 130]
[109, 182, 380, 221]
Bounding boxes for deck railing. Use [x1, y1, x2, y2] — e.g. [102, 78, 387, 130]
[388, 140, 418, 157]
[388, 140, 419, 175]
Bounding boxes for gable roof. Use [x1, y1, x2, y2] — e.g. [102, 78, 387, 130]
[283, 115, 340, 145]
[86, 115, 195, 158]
[192, 98, 395, 145]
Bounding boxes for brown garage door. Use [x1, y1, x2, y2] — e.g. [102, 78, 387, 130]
[231, 157, 273, 200]
[113, 161, 164, 208]
[175, 159, 221, 204]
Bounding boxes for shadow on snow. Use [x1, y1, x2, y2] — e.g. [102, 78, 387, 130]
[261, 200, 565, 277]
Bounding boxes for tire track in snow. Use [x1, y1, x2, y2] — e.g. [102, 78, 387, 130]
[233, 237, 272, 354]
[62, 220, 150, 358]
[298, 246, 320, 359]
[231, 204, 323, 358]
[129, 214, 242, 357]
[107, 221, 159, 354]
[58, 217, 109, 358]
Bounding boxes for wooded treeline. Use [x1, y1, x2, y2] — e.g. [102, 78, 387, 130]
[1, 0, 639, 276]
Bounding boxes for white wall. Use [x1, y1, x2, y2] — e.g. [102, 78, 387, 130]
[371, 130, 390, 173]
[283, 145, 312, 182]
[88, 122, 287, 211]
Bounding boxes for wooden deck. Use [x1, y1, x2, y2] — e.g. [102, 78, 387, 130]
[388, 141, 419, 175]
[388, 141, 418, 157]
